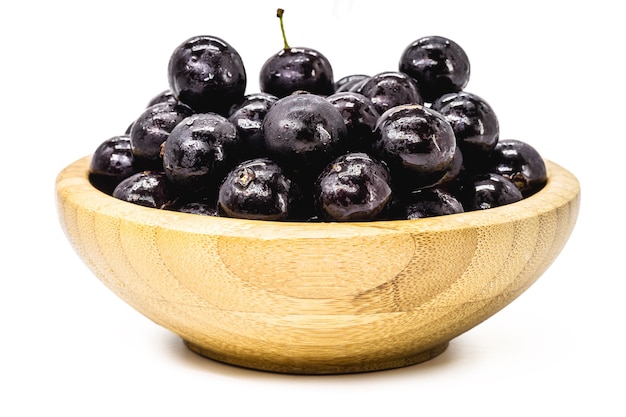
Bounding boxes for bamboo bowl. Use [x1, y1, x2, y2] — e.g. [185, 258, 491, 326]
[56, 155, 580, 374]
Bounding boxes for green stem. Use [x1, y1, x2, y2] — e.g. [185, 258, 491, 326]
[277, 8, 290, 50]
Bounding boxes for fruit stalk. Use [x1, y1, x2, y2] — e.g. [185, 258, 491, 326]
[277, 8, 290, 49]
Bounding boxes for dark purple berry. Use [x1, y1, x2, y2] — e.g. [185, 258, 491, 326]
[260, 48, 335, 98]
[162, 113, 240, 196]
[395, 188, 464, 219]
[431, 91, 499, 166]
[457, 173, 523, 211]
[112, 171, 176, 209]
[325, 91, 379, 152]
[228, 92, 278, 158]
[399, 35, 470, 103]
[357, 71, 423, 115]
[315, 152, 392, 222]
[259, 9, 334, 98]
[261, 92, 348, 176]
[488, 139, 547, 197]
[168, 35, 247, 115]
[373, 104, 456, 190]
[129, 101, 193, 170]
[89, 135, 138, 194]
[218, 158, 300, 221]
[334, 74, 369, 92]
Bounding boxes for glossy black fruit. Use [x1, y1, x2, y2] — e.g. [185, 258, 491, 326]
[162, 113, 240, 196]
[228, 92, 278, 158]
[325, 91, 379, 152]
[89, 135, 138, 194]
[261, 92, 348, 176]
[357, 71, 423, 115]
[334, 74, 369, 93]
[218, 158, 300, 221]
[112, 171, 176, 209]
[260, 47, 335, 98]
[168, 35, 247, 115]
[399, 35, 470, 103]
[315, 152, 392, 222]
[129, 101, 193, 170]
[373, 104, 456, 190]
[487, 139, 547, 197]
[431, 91, 499, 166]
[457, 172, 523, 211]
[259, 9, 334, 98]
[394, 187, 464, 219]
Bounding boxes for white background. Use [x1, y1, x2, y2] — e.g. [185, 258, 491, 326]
[2, 0, 624, 415]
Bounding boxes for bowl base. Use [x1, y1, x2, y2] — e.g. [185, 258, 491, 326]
[182, 340, 449, 375]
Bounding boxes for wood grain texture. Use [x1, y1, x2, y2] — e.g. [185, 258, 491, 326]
[56, 156, 581, 374]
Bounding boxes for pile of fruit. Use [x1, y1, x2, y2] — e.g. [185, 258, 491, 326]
[89, 9, 547, 222]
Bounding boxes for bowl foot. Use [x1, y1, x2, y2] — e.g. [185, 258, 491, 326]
[182, 340, 449, 375]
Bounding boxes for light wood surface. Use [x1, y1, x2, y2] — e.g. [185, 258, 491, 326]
[56, 155, 580, 374]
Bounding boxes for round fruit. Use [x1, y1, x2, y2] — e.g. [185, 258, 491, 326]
[228, 92, 278, 158]
[218, 157, 300, 221]
[487, 139, 547, 197]
[431, 91, 499, 165]
[457, 172, 523, 211]
[357, 71, 423, 115]
[259, 9, 334, 98]
[89, 135, 137, 194]
[260, 48, 335, 98]
[325, 91, 379, 152]
[162, 113, 240, 196]
[168, 35, 247, 115]
[399, 35, 470, 103]
[315, 152, 392, 222]
[334, 74, 369, 92]
[261, 92, 348, 176]
[129, 101, 193, 170]
[373, 104, 457, 190]
[394, 188, 464, 219]
[112, 171, 176, 209]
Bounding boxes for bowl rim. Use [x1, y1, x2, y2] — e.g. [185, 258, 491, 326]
[56, 155, 580, 239]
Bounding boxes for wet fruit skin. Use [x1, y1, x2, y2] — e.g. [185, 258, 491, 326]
[89, 135, 137, 194]
[334, 74, 369, 92]
[228, 92, 278, 159]
[325, 91, 380, 152]
[399, 35, 470, 103]
[357, 71, 423, 115]
[129, 101, 193, 170]
[431, 91, 499, 166]
[487, 139, 547, 197]
[113, 171, 176, 209]
[315, 152, 392, 222]
[260, 47, 335, 98]
[261, 92, 348, 177]
[162, 113, 240, 197]
[393, 187, 464, 219]
[217, 158, 300, 221]
[457, 172, 523, 211]
[168, 35, 247, 115]
[373, 104, 457, 191]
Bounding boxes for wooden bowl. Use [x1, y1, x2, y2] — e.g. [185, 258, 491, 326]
[55, 155, 580, 374]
